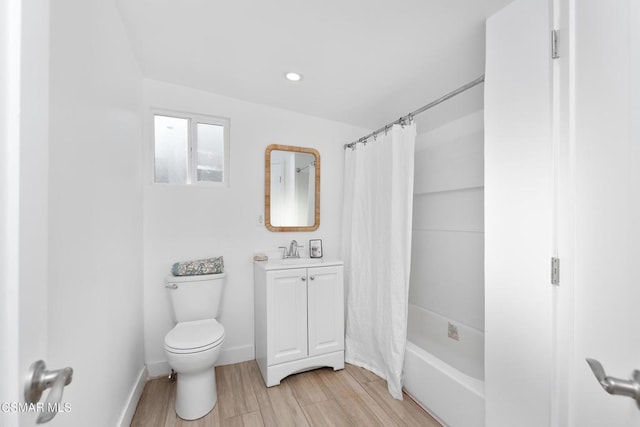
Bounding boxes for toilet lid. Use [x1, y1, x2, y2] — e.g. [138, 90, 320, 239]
[165, 319, 225, 351]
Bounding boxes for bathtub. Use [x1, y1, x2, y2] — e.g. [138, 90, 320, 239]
[403, 305, 485, 427]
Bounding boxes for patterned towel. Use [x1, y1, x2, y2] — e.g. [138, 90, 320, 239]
[171, 257, 224, 276]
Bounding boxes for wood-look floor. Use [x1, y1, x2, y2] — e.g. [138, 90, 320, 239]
[130, 361, 441, 427]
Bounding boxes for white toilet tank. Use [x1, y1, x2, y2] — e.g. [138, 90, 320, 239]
[166, 273, 226, 322]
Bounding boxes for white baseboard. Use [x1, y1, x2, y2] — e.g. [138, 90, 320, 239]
[117, 365, 147, 427]
[146, 344, 254, 377]
[217, 344, 254, 366]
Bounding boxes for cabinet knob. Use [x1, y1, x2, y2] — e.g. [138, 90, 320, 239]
[310, 276, 315, 280]
[301, 276, 307, 281]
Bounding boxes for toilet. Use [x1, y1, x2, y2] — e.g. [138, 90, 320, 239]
[164, 272, 226, 420]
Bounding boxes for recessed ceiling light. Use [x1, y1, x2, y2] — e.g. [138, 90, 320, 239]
[285, 72, 302, 82]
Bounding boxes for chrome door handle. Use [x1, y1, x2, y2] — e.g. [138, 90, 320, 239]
[25, 360, 73, 423]
[586, 358, 640, 409]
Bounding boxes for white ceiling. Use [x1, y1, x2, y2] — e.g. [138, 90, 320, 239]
[116, 0, 513, 130]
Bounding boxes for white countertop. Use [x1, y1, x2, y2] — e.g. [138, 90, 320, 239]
[253, 258, 343, 270]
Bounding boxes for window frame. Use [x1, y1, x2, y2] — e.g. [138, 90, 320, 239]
[151, 109, 230, 187]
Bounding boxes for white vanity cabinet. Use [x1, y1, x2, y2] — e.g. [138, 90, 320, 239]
[254, 260, 344, 387]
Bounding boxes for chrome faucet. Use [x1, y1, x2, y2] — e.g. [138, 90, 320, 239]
[289, 240, 299, 257]
[278, 240, 303, 258]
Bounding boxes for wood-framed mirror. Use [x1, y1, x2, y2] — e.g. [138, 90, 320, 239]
[265, 144, 320, 231]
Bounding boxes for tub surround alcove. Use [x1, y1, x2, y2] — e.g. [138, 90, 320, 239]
[405, 109, 485, 425]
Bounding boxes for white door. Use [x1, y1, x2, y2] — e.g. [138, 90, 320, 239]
[267, 268, 308, 364]
[1, 0, 53, 426]
[564, 0, 640, 424]
[308, 265, 344, 357]
[487, 0, 640, 425]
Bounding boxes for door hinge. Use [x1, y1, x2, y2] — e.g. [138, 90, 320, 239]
[551, 29, 559, 59]
[551, 257, 560, 285]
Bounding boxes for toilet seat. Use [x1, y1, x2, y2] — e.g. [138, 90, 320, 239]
[165, 319, 225, 354]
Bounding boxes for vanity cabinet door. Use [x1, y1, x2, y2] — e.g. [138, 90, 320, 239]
[267, 268, 308, 364]
[307, 265, 344, 357]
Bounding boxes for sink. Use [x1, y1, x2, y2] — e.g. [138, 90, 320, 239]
[254, 256, 342, 270]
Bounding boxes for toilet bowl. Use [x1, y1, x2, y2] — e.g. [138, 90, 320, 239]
[164, 273, 226, 420]
[164, 319, 225, 420]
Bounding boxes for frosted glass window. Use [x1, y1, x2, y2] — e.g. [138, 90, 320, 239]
[196, 123, 224, 183]
[152, 111, 230, 186]
[154, 115, 188, 184]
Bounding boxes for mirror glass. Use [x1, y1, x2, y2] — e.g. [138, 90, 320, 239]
[265, 145, 320, 231]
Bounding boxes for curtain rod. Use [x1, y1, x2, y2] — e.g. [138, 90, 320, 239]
[343, 75, 485, 150]
[296, 161, 315, 173]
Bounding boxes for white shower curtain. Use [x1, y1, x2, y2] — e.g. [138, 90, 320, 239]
[341, 123, 416, 399]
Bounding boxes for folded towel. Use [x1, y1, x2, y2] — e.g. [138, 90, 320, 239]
[172, 257, 224, 276]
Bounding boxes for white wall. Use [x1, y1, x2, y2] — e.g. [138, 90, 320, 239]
[408, 108, 484, 375]
[47, 0, 144, 426]
[142, 79, 368, 375]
